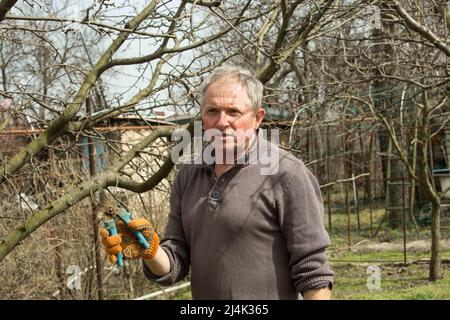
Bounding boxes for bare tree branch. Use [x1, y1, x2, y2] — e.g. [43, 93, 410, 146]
[0, 0, 160, 185]
[4, 15, 176, 39]
[0, 125, 176, 262]
[182, 0, 222, 8]
[390, 0, 450, 57]
[257, 0, 335, 84]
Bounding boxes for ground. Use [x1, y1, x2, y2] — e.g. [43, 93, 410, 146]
[326, 207, 450, 299]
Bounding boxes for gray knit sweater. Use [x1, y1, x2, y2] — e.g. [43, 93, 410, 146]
[144, 140, 334, 299]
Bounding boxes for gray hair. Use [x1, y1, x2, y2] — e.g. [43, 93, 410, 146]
[200, 65, 263, 112]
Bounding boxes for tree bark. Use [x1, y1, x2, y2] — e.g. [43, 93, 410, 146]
[0, 0, 17, 22]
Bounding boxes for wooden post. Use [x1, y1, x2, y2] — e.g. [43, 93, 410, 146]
[385, 137, 392, 228]
[326, 125, 332, 231]
[352, 142, 361, 231]
[402, 172, 407, 265]
[367, 132, 374, 237]
[409, 115, 419, 234]
[343, 133, 351, 248]
[373, 131, 378, 202]
[311, 126, 317, 177]
[352, 172, 360, 231]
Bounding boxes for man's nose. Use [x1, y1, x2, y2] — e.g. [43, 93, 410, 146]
[215, 111, 230, 130]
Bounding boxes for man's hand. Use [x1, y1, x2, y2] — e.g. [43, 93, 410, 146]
[302, 287, 332, 300]
[99, 218, 159, 264]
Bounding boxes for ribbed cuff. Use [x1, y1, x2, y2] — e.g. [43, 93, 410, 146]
[298, 276, 334, 294]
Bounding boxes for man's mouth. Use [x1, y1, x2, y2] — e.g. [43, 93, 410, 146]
[214, 132, 235, 139]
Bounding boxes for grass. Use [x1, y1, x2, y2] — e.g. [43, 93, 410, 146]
[331, 260, 450, 299]
[330, 246, 450, 299]
[328, 205, 450, 299]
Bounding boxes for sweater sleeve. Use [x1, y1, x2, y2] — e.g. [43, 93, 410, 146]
[143, 166, 191, 285]
[276, 160, 334, 294]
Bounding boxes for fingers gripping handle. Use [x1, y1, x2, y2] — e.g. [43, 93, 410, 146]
[118, 208, 150, 250]
[104, 219, 124, 267]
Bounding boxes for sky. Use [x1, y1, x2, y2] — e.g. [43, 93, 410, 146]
[19, 0, 202, 116]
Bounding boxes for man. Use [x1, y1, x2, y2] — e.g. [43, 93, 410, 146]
[100, 65, 334, 299]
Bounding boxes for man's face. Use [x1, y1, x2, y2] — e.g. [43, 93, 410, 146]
[201, 77, 265, 159]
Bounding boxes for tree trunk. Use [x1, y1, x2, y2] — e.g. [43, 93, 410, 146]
[429, 200, 441, 280]
[86, 97, 105, 300]
[419, 90, 442, 281]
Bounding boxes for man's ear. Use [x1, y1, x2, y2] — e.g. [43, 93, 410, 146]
[255, 107, 266, 128]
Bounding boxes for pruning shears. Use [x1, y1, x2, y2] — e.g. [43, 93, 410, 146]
[103, 219, 124, 267]
[102, 205, 150, 268]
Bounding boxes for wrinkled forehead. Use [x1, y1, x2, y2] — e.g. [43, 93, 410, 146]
[201, 77, 250, 106]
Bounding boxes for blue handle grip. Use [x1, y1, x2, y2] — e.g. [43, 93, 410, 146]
[118, 208, 150, 250]
[104, 219, 124, 267]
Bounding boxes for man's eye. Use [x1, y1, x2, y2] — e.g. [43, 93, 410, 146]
[227, 110, 241, 116]
[207, 109, 218, 114]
